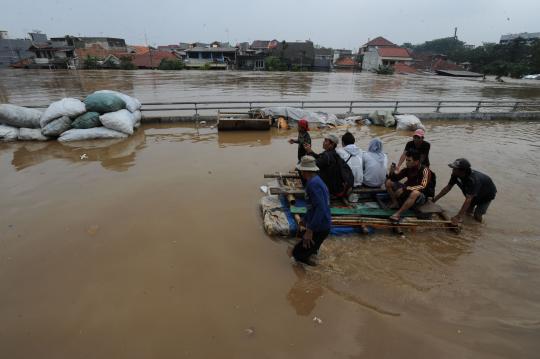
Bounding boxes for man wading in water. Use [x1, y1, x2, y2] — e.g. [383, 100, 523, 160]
[288, 156, 331, 266]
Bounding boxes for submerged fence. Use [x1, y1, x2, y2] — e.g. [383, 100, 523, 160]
[140, 99, 540, 116]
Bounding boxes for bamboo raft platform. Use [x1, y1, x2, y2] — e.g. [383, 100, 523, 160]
[262, 172, 460, 236]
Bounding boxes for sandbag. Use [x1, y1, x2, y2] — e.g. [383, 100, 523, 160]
[0, 104, 42, 128]
[59, 127, 128, 142]
[41, 116, 72, 137]
[95, 90, 141, 112]
[260, 196, 293, 237]
[368, 110, 396, 127]
[18, 128, 50, 141]
[40, 98, 86, 128]
[84, 93, 126, 114]
[99, 109, 134, 135]
[0, 124, 20, 141]
[395, 114, 426, 131]
[72, 112, 101, 129]
[132, 110, 142, 129]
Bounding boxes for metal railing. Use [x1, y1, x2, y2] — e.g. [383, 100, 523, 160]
[140, 100, 540, 115]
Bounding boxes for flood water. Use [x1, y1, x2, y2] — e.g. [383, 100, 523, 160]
[1, 70, 540, 358]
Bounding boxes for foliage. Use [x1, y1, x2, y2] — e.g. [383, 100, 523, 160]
[375, 65, 394, 75]
[83, 55, 99, 69]
[158, 58, 184, 70]
[265, 56, 287, 71]
[119, 56, 136, 70]
[406, 37, 540, 78]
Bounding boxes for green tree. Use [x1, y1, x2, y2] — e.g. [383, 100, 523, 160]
[84, 55, 99, 69]
[158, 58, 184, 70]
[265, 56, 287, 71]
[119, 56, 136, 70]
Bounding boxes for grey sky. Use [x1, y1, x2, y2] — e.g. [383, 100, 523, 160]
[2, 0, 539, 49]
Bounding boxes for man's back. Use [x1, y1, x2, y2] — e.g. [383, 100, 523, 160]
[304, 175, 331, 232]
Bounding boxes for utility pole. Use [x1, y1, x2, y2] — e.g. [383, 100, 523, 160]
[454, 27, 458, 40]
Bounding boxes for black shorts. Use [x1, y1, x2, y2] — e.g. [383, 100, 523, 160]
[470, 198, 493, 216]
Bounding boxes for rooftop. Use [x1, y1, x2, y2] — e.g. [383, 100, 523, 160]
[377, 47, 411, 58]
[363, 36, 396, 47]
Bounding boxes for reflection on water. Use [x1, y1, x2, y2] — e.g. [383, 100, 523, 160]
[286, 266, 324, 316]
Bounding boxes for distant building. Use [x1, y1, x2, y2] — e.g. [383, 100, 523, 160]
[334, 56, 358, 71]
[184, 46, 237, 69]
[359, 36, 412, 71]
[131, 50, 178, 69]
[50, 36, 128, 52]
[411, 53, 463, 72]
[0, 31, 33, 68]
[333, 49, 352, 64]
[500, 32, 540, 45]
[250, 40, 279, 52]
[313, 48, 333, 71]
[270, 40, 315, 71]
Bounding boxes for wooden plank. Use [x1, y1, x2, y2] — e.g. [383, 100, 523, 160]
[269, 187, 384, 196]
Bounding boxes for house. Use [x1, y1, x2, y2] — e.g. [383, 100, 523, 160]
[359, 36, 412, 71]
[313, 48, 333, 71]
[411, 53, 464, 72]
[0, 31, 33, 68]
[27, 37, 76, 69]
[50, 36, 128, 52]
[132, 50, 178, 69]
[250, 40, 279, 52]
[270, 40, 315, 71]
[333, 49, 352, 64]
[184, 46, 237, 69]
[500, 32, 540, 45]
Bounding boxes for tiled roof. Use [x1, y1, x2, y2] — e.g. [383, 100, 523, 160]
[335, 57, 358, 66]
[364, 36, 396, 47]
[377, 47, 411, 58]
[132, 51, 177, 68]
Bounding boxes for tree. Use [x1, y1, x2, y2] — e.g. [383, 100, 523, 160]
[158, 58, 184, 70]
[84, 55, 99, 69]
[119, 56, 136, 70]
[265, 56, 287, 71]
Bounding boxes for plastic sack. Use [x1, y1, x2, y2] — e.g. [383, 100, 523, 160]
[18, 128, 49, 141]
[395, 114, 425, 131]
[58, 127, 128, 142]
[0, 124, 20, 141]
[0, 104, 42, 128]
[40, 98, 86, 128]
[72, 112, 101, 129]
[99, 109, 134, 135]
[84, 93, 126, 114]
[95, 90, 141, 113]
[368, 110, 396, 127]
[132, 110, 142, 129]
[41, 116, 72, 137]
[260, 196, 293, 237]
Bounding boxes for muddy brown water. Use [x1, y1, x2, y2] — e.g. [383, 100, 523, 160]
[1, 70, 540, 358]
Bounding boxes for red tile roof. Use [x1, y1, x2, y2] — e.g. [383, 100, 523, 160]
[393, 63, 417, 74]
[132, 51, 177, 68]
[377, 47, 411, 58]
[335, 57, 358, 67]
[130, 45, 150, 54]
[75, 44, 130, 60]
[364, 36, 396, 47]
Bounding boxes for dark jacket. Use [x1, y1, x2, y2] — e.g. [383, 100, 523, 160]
[312, 148, 344, 196]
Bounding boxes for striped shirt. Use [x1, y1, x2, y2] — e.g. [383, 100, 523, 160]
[389, 165, 431, 194]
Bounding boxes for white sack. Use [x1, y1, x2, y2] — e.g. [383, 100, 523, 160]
[40, 98, 86, 128]
[18, 128, 50, 141]
[0, 104, 42, 128]
[0, 124, 20, 141]
[132, 110, 142, 129]
[59, 127, 128, 142]
[395, 114, 425, 131]
[99, 109, 134, 135]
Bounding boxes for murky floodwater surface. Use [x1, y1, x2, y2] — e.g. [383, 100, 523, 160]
[1, 70, 540, 358]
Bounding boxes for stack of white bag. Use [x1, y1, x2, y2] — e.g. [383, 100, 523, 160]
[0, 104, 48, 141]
[59, 90, 142, 142]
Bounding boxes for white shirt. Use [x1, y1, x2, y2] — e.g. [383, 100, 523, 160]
[362, 151, 388, 188]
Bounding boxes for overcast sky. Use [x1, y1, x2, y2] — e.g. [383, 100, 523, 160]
[1, 0, 539, 49]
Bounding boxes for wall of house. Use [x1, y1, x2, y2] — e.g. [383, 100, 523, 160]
[361, 49, 380, 71]
[0, 39, 32, 67]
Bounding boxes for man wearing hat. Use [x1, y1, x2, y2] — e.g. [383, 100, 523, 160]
[397, 129, 430, 170]
[290, 155, 332, 266]
[304, 133, 345, 197]
[433, 158, 497, 224]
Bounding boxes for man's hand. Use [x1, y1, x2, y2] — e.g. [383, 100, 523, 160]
[302, 230, 314, 248]
[303, 143, 313, 153]
[451, 215, 462, 226]
[288, 139, 295, 144]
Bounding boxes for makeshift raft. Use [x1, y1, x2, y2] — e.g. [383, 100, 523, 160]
[260, 172, 459, 237]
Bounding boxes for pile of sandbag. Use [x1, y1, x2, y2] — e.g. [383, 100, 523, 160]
[367, 110, 396, 127]
[394, 114, 425, 131]
[0, 90, 142, 142]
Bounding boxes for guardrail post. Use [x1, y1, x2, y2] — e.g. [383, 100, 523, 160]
[435, 101, 442, 113]
[249, 102, 252, 110]
[394, 101, 399, 113]
[512, 102, 520, 112]
[474, 101, 482, 112]
[194, 103, 198, 115]
[301, 101, 304, 109]
[349, 101, 353, 113]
